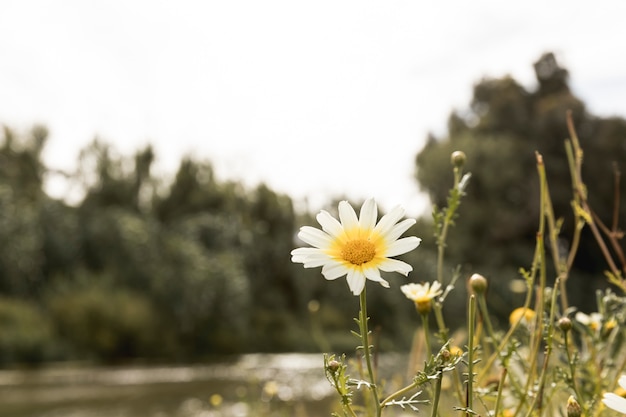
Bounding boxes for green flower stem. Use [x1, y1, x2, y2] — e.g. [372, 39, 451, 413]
[433, 302, 449, 342]
[493, 368, 507, 417]
[421, 312, 432, 360]
[563, 330, 584, 411]
[466, 294, 476, 417]
[436, 165, 463, 286]
[330, 370, 359, 417]
[359, 288, 381, 417]
[524, 277, 560, 417]
[513, 154, 550, 417]
[430, 367, 443, 417]
[476, 293, 498, 349]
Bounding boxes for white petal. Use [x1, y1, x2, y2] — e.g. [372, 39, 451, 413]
[291, 247, 319, 262]
[619, 375, 626, 391]
[363, 267, 389, 288]
[384, 218, 417, 242]
[317, 210, 344, 238]
[321, 262, 350, 280]
[400, 283, 418, 298]
[373, 205, 405, 235]
[359, 198, 377, 230]
[603, 393, 626, 413]
[338, 201, 359, 229]
[385, 237, 421, 257]
[291, 248, 332, 268]
[346, 269, 366, 295]
[575, 312, 590, 325]
[298, 226, 332, 248]
[378, 258, 413, 275]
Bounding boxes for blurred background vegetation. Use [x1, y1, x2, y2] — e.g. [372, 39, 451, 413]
[1, 52, 625, 365]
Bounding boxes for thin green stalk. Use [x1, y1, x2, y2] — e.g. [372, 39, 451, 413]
[430, 368, 443, 417]
[433, 302, 449, 342]
[466, 294, 476, 417]
[524, 277, 560, 417]
[421, 312, 432, 360]
[493, 368, 508, 417]
[436, 165, 463, 286]
[477, 293, 498, 349]
[359, 288, 381, 417]
[563, 330, 583, 410]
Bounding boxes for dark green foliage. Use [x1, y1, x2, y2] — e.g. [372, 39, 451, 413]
[45, 277, 166, 361]
[0, 297, 57, 364]
[0, 126, 303, 362]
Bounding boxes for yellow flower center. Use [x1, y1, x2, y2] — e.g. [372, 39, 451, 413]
[415, 293, 430, 304]
[341, 239, 376, 265]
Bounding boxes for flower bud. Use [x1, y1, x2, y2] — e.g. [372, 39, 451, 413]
[451, 151, 466, 167]
[469, 273, 488, 295]
[567, 396, 582, 417]
[558, 317, 572, 333]
[327, 360, 341, 373]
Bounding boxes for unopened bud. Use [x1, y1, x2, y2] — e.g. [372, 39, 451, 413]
[558, 317, 572, 333]
[566, 396, 582, 417]
[327, 360, 341, 373]
[469, 273, 488, 295]
[451, 151, 466, 167]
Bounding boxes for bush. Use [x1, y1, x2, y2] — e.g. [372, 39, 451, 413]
[0, 297, 57, 365]
[46, 282, 169, 362]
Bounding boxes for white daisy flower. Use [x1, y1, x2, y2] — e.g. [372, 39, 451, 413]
[575, 311, 603, 331]
[603, 375, 626, 413]
[400, 281, 443, 314]
[291, 198, 421, 295]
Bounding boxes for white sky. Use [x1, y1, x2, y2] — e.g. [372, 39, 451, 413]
[1, 1, 626, 217]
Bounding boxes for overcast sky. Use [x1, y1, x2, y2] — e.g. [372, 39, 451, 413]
[1, 1, 626, 217]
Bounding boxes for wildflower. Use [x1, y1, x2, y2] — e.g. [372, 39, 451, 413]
[291, 198, 421, 295]
[509, 307, 536, 326]
[603, 375, 626, 414]
[401, 281, 442, 315]
[575, 311, 603, 332]
[449, 346, 463, 357]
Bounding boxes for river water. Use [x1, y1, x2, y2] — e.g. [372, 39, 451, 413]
[0, 354, 338, 417]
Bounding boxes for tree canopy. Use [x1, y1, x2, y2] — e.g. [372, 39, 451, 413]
[415, 52, 626, 316]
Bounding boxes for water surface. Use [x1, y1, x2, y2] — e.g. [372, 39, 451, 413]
[0, 354, 336, 417]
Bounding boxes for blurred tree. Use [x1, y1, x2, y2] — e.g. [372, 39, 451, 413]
[415, 52, 626, 319]
[0, 126, 51, 296]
